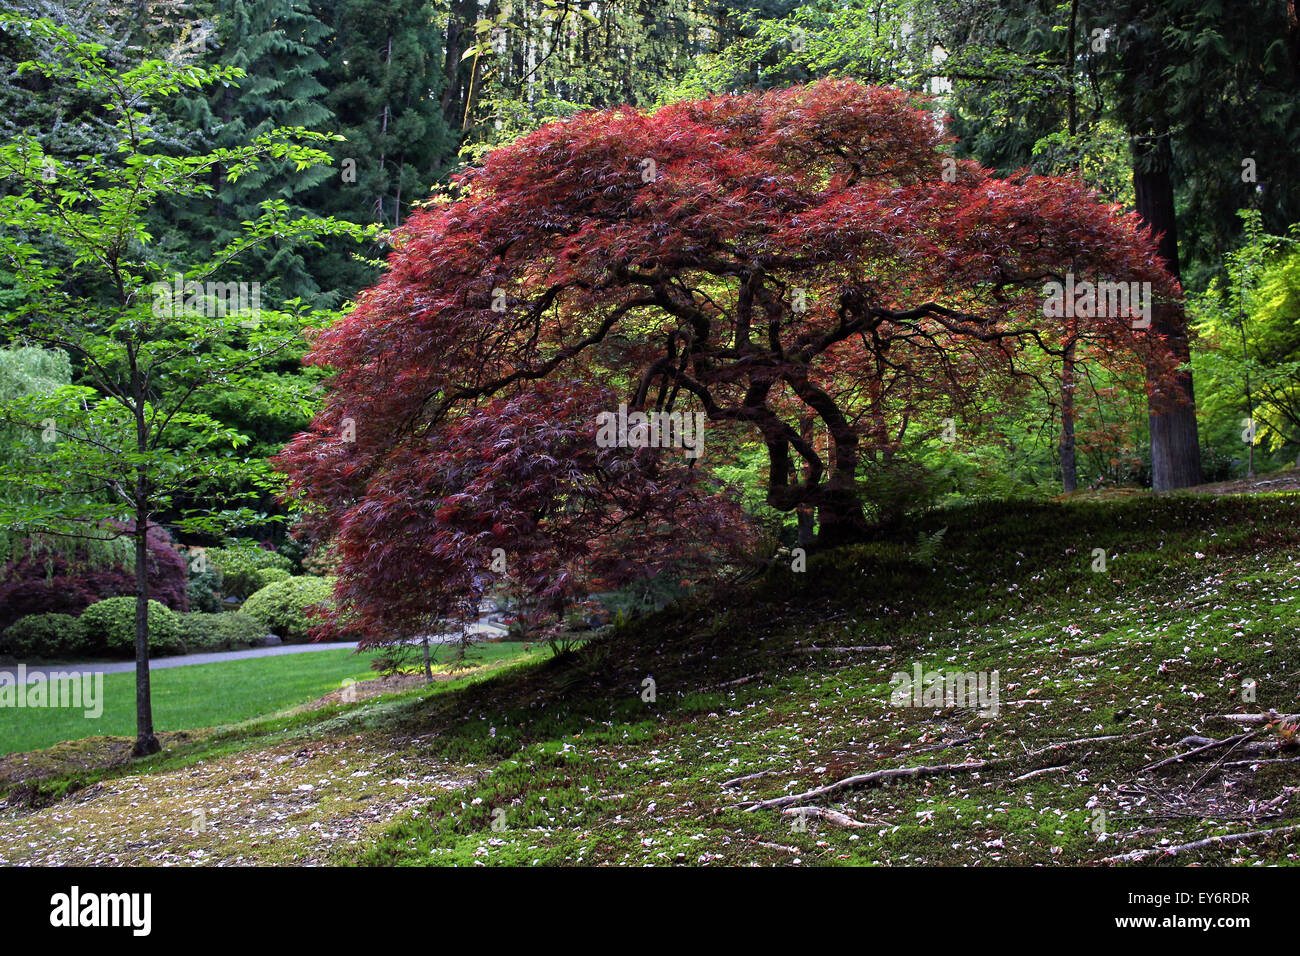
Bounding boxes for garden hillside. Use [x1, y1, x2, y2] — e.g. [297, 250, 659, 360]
[3, 491, 1299, 866]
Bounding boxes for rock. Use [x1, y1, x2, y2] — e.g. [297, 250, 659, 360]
[259, 634, 283, 647]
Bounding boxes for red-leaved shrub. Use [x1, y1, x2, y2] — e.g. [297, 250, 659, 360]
[0, 522, 189, 630]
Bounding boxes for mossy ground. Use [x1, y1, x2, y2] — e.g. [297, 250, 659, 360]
[3, 494, 1299, 866]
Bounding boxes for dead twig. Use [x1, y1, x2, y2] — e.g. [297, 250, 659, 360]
[1141, 732, 1259, 773]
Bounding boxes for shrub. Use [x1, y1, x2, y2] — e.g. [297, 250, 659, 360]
[254, 567, 291, 589]
[175, 611, 266, 652]
[0, 522, 189, 630]
[80, 597, 181, 658]
[206, 542, 293, 600]
[0, 613, 89, 660]
[240, 576, 335, 642]
[186, 559, 225, 613]
[215, 611, 267, 647]
[859, 458, 945, 528]
[175, 611, 219, 651]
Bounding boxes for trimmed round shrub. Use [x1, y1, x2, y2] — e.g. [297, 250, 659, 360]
[240, 576, 334, 642]
[0, 522, 189, 630]
[254, 567, 291, 589]
[1, 613, 89, 660]
[175, 611, 266, 652]
[80, 597, 182, 658]
[206, 544, 293, 600]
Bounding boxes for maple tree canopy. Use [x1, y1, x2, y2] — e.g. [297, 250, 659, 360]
[277, 79, 1182, 641]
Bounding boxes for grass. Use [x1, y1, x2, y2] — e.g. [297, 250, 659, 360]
[2, 493, 1299, 866]
[0, 641, 530, 755]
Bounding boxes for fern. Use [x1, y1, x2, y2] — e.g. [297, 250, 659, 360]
[913, 526, 948, 565]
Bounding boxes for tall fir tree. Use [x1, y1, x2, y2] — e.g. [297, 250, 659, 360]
[168, 0, 338, 305]
[306, 0, 460, 297]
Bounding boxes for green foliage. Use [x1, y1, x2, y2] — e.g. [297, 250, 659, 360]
[0, 612, 88, 660]
[911, 525, 947, 566]
[662, 0, 930, 103]
[205, 542, 293, 599]
[858, 458, 945, 527]
[305, 0, 459, 294]
[254, 567, 291, 589]
[1190, 211, 1300, 467]
[0, 13, 377, 543]
[80, 597, 181, 658]
[0, 346, 71, 512]
[239, 575, 334, 642]
[167, 0, 339, 305]
[175, 610, 265, 652]
[370, 643, 420, 677]
[186, 560, 224, 613]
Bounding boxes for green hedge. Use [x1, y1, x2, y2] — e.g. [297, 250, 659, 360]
[1, 613, 91, 660]
[207, 544, 293, 600]
[175, 611, 267, 652]
[80, 597, 182, 657]
[240, 576, 334, 642]
[254, 567, 291, 589]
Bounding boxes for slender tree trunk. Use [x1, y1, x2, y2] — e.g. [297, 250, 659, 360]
[132, 506, 158, 757]
[1060, 336, 1078, 493]
[1133, 133, 1202, 490]
[1239, 317, 1256, 477]
[422, 634, 433, 683]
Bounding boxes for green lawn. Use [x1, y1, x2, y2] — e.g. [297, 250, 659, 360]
[0, 642, 530, 755]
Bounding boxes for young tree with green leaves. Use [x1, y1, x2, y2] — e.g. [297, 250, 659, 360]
[1192, 211, 1300, 472]
[0, 15, 373, 756]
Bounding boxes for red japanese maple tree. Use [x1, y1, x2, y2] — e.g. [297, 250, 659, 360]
[277, 79, 1181, 641]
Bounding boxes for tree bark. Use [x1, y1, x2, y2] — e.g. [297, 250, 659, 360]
[1060, 336, 1078, 493]
[440, 0, 479, 125]
[131, 508, 159, 757]
[1133, 132, 1202, 490]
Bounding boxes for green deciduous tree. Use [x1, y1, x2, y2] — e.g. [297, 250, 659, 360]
[0, 14, 373, 756]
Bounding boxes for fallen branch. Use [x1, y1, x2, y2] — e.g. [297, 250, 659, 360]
[712, 675, 757, 689]
[1189, 733, 1259, 791]
[1021, 734, 1130, 759]
[722, 769, 776, 789]
[787, 645, 893, 655]
[1013, 765, 1071, 782]
[783, 806, 867, 828]
[1099, 824, 1300, 864]
[743, 759, 995, 812]
[1221, 756, 1300, 768]
[1214, 711, 1299, 725]
[753, 841, 801, 855]
[916, 734, 980, 754]
[1141, 732, 1259, 773]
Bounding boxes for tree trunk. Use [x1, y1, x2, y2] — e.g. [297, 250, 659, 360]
[814, 482, 868, 547]
[1060, 337, 1078, 493]
[440, 0, 480, 125]
[422, 634, 433, 684]
[1133, 133, 1202, 490]
[131, 510, 159, 757]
